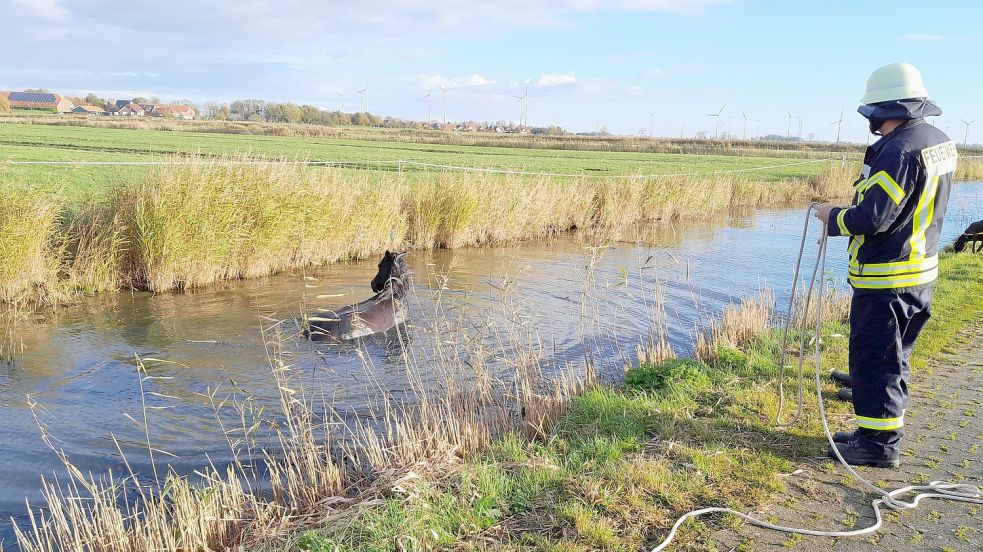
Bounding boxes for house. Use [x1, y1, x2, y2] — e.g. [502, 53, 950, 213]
[72, 105, 108, 116]
[115, 102, 146, 116]
[148, 104, 196, 120]
[5, 91, 75, 112]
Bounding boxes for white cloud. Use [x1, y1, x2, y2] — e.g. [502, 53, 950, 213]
[567, 0, 729, 15]
[647, 67, 665, 77]
[425, 74, 496, 88]
[11, 0, 70, 21]
[900, 33, 948, 42]
[536, 74, 577, 87]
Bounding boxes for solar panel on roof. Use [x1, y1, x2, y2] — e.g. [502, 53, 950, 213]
[9, 92, 57, 103]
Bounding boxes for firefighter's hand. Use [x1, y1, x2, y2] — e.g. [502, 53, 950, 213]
[813, 204, 836, 224]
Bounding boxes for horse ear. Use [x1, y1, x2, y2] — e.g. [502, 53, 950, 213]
[384, 250, 391, 258]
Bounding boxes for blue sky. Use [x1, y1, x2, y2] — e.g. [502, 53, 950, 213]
[2, 0, 981, 142]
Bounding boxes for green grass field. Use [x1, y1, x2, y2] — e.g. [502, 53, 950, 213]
[0, 123, 831, 197]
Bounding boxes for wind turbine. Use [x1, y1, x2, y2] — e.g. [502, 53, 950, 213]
[356, 80, 369, 113]
[707, 105, 725, 139]
[961, 118, 978, 146]
[439, 85, 454, 124]
[786, 110, 794, 138]
[754, 117, 762, 140]
[422, 87, 433, 122]
[513, 83, 529, 126]
[680, 114, 685, 139]
[797, 117, 805, 140]
[336, 90, 347, 113]
[830, 109, 845, 143]
[741, 111, 750, 140]
[648, 111, 656, 138]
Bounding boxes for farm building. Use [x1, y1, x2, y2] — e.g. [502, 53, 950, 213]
[3, 91, 75, 112]
[149, 104, 196, 120]
[72, 105, 108, 115]
[115, 102, 146, 116]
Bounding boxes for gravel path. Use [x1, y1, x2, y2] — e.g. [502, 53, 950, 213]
[712, 322, 983, 551]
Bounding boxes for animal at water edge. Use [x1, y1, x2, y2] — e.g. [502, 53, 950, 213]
[305, 251, 411, 342]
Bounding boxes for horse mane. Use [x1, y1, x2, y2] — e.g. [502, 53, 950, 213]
[373, 253, 411, 303]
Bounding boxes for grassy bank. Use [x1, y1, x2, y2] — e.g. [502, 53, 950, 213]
[0, 157, 857, 304]
[286, 253, 983, 551]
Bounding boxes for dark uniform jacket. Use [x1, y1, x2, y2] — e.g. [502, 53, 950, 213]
[828, 119, 956, 293]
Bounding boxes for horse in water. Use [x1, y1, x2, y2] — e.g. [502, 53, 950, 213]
[306, 251, 411, 342]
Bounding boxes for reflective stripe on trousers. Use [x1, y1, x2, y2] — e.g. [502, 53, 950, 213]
[848, 287, 933, 456]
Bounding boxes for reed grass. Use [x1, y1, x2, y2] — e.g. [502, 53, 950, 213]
[0, 182, 64, 305]
[0, 155, 864, 305]
[955, 155, 983, 181]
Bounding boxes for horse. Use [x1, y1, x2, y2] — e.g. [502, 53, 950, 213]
[305, 251, 411, 342]
[953, 219, 983, 253]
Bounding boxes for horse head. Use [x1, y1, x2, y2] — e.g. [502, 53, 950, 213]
[371, 250, 410, 298]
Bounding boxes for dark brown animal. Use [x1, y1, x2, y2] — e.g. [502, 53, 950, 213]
[305, 251, 411, 342]
[953, 219, 983, 253]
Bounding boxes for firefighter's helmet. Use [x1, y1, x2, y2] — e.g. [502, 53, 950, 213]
[862, 63, 929, 105]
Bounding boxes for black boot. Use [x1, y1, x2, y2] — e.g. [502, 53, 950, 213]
[828, 438, 899, 468]
[836, 388, 853, 402]
[830, 370, 852, 387]
[832, 430, 856, 443]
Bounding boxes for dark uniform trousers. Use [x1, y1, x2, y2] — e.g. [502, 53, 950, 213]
[849, 287, 933, 457]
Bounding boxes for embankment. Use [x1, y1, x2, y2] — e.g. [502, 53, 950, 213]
[2, 158, 859, 305]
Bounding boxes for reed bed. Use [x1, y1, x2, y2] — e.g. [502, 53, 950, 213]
[694, 291, 775, 363]
[1, 156, 859, 304]
[955, 155, 983, 181]
[0, 183, 64, 305]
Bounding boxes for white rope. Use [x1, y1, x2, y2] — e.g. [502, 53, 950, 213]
[650, 204, 983, 551]
[1, 157, 836, 179]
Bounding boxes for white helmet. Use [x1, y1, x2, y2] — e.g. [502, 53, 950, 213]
[861, 63, 929, 105]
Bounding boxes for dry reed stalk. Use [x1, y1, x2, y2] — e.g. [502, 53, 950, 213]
[694, 290, 775, 363]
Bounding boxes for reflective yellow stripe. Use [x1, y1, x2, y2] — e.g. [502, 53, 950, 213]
[909, 175, 939, 261]
[849, 266, 938, 289]
[836, 209, 851, 236]
[848, 235, 864, 264]
[866, 171, 906, 205]
[857, 415, 904, 431]
[849, 255, 938, 276]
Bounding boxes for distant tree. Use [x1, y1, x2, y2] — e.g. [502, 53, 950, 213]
[215, 105, 230, 120]
[23, 88, 50, 93]
[0, 96, 9, 113]
[354, 112, 371, 126]
[84, 93, 106, 108]
[132, 97, 148, 104]
[150, 96, 161, 105]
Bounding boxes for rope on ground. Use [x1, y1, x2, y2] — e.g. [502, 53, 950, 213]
[1, 157, 838, 179]
[650, 204, 983, 551]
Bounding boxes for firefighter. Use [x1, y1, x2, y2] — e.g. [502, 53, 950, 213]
[814, 63, 956, 468]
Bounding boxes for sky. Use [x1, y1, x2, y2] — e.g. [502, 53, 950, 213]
[2, 0, 982, 143]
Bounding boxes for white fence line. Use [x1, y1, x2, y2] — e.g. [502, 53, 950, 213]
[2, 157, 840, 179]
